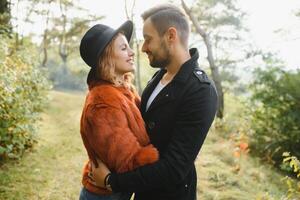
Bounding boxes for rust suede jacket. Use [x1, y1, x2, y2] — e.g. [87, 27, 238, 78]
[80, 80, 159, 194]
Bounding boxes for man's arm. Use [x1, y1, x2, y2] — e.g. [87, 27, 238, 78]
[93, 83, 217, 192]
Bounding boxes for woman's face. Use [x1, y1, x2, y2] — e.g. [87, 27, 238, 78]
[112, 34, 135, 76]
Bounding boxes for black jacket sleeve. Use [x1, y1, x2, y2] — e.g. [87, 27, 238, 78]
[109, 83, 218, 192]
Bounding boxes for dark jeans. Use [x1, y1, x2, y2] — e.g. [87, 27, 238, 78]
[79, 187, 132, 200]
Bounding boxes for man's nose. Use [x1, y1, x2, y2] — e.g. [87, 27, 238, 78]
[141, 42, 147, 53]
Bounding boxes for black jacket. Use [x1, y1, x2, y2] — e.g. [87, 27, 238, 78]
[109, 48, 218, 200]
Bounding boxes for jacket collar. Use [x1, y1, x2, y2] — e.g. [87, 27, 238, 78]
[145, 48, 199, 88]
[88, 79, 135, 100]
[140, 48, 200, 114]
[172, 48, 199, 84]
[88, 79, 110, 90]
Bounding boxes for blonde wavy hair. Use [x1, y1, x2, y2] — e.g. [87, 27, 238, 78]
[95, 33, 135, 90]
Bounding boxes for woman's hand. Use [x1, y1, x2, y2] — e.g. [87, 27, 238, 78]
[90, 158, 111, 189]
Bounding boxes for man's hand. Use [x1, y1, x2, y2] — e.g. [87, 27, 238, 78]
[91, 158, 111, 188]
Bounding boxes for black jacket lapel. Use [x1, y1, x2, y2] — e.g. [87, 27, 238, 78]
[145, 83, 176, 113]
[141, 48, 200, 115]
[141, 69, 166, 114]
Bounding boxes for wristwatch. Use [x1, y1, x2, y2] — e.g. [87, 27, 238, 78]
[104, 173, 112, 191]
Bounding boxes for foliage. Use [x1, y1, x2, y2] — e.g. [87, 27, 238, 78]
[192, 0, 245, 29]
[22, 0, 103, 90]
[249, 66, 300, 164]
[25, 0, 103, 59]
[0, 35, 50, 160]
[187, 0, 248, 81]
[281, 152, 300, 199]
[0, 0, 12, 35]
[0, 91, 86, 199]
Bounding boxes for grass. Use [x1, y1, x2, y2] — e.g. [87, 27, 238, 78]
[196, 93, 290, 199]
[0, 91, 293, 200]
[0, 91, 87, 200]
[196, 134, 288, 199]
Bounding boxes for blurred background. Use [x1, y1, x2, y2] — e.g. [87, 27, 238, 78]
[0, 0, 300, 199]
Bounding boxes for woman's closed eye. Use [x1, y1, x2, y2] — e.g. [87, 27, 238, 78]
[121, 44, 128, 51]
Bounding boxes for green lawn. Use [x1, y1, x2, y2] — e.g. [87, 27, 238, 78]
[0, 91, 291, 200]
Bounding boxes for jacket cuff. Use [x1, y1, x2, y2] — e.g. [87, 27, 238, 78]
[109, 172, 120, 192]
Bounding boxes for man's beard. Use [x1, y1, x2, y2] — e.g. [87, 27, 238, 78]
[149, 41, 171, 68]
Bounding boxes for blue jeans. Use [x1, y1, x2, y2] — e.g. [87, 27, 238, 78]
[79, 187, 132, 200]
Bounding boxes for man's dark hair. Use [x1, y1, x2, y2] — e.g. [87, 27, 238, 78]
[141, 4, 190, 47]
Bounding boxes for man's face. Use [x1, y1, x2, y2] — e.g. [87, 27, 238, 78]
[142, 19, 170, 68]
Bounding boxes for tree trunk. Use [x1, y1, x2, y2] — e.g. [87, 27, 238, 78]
[181, 0, 224, 118]
[42, 30, 48, 67]
[42, 10, 50, 67]
[125, 0, 142, 94]
[57, 1, 67, 66]
[59, 42, 68, 66]
[135, 40, 142, 94]
[58, 2, 68, 66]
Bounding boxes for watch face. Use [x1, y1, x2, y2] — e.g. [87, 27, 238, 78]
[105, 173, 112, 191]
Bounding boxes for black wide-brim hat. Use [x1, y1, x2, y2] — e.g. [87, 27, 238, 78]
[80, 20, 133, 69]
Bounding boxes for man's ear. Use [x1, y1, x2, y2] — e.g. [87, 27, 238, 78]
[166, 27, 177, 43]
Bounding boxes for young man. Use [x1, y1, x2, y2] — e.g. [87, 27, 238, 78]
[91, 4, 218, 200]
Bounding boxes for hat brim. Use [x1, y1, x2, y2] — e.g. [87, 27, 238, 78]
[95, 20, 133, 64]
[116, 20, 133, 43]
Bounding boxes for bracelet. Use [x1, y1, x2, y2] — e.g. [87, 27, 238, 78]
[104, 173, 111, 187]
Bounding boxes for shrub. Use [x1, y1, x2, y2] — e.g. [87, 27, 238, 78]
[0, 35, 50, 160]
[281, 152, 300, 199]
[249, 67, 300, 164]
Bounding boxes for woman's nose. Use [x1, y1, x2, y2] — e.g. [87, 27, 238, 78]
[129, 48, 134, 56]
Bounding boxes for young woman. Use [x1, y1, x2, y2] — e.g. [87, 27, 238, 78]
[79, 20, 159, 200]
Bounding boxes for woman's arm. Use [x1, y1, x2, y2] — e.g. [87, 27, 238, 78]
[85, 103, 159, 173]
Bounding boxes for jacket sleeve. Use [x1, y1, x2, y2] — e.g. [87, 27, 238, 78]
[109, 84, 218, 192]
[86, 103, 159, 173]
